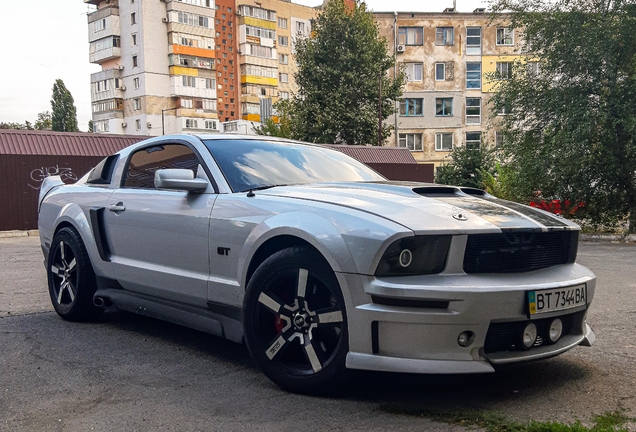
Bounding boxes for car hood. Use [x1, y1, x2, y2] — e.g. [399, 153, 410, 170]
[259, 182, 577, 234]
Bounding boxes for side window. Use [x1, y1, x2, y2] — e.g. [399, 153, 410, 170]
[123, 144, 200, 189]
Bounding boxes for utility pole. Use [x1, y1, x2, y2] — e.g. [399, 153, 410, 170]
[378, 70, 382, 147]
[161, 107, 178, 135]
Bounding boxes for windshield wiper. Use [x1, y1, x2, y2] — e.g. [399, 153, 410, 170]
[244, 184, 287, 197]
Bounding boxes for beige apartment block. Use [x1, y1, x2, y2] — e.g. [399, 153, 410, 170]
[374, 9, 520, 169]
[236, 0, 317, 122]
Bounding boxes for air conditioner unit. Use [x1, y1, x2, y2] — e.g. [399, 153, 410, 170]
[297, 30, 303, 36]
[236, 10, 242, 16]
[117, 65, 124, 70]
[122, 122, 127, 127]
[147, 122, 152, 128]
[120, 85, 126, 91]
[396, 44, 406, 53]
[237, 50, 242, 55]
[162, 17, 169, 23]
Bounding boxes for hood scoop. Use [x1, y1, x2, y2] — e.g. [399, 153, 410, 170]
[412, 186, 488, 197]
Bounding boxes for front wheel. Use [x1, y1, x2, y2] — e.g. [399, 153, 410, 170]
[243, 246, 348, 394]
[47, 227, 103, 321]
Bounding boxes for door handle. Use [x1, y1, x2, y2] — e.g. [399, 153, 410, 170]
[109, 202, 126, 212]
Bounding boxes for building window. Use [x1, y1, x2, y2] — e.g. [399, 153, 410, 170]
[497, 62, 513, 79]
[205, 120, 217, 129]
[136, 119, 141, 130]
[278, 17, 287, 28]
[436, 27, 454, 46]
[181, 98, 193, 108]
[465, 98, 481, 124]
[435, 132, 453, 151]
[133, 77, 140, 89]
[405, 63, 423, 81]
[132, 55, 138, 68]
[398, 27, 423, 46]
[133, 98, 141, 110]
[435, 98, 453, 116]
[279, 91, 289, 99]
[245, 26, 275, 40]
[278, 35, 288, 46]
[466, 62, 481, 89]
[495, 131, 505, 148]
[496, 28, 514, 45]
[182, 76, 196, 87]
[185, 119, 199, 128]
[279, 73, 289, 83]
[296, 21, 305, 34]
[279, 53, 288, 64]
[132, 33, 137, 46]
[131, 12, 136, 25]
[435, 63, 445, 81]
[399, 98, 423, 116]
[95, 18, 106, 32]
[465, 132, 481, 150]
[466, 27, 481, 55]
[96, 80, 109, 92]
[205, 78, 215, 89]
[398, 133, 423, 151]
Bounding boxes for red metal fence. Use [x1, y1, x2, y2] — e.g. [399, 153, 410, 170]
[0, 155, 103, 231]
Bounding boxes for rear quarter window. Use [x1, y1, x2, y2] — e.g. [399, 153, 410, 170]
[86, 155, 120, 185]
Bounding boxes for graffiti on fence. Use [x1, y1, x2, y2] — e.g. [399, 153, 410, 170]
[28, 165, 78, 190]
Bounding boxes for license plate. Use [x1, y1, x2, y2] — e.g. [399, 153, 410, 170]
[528, 284, 587, 315]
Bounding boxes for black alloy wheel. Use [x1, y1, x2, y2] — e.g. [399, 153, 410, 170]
[243, 246, 348, 394]
[47, 227, 102, 321]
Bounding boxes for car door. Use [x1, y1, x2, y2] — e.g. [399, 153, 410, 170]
[104, 141, 217, 307]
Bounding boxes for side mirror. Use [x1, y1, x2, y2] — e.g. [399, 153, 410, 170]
[154, 169, 209, 192]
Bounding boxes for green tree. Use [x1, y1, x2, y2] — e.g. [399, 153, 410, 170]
[290, 0, 404, 145]
[87, 120, 94, 133]
[51, 79, 79, 132]
[35, 111, 52, 130]
[254, 100, 293, 138]
[435, 145, 495, 190]
[489, 0, 636, 232]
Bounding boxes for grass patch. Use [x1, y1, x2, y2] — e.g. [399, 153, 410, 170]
[385, 408, 632, 432]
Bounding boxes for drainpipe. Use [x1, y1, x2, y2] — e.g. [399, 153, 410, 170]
[393, 11, 398, 148]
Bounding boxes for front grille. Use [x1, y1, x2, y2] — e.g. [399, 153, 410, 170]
[463, 231, 577, 274]
[484, 312, 579, 354]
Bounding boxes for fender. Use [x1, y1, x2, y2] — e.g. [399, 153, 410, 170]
[53, 203, 114, 278]
[237, 210, 406, 290]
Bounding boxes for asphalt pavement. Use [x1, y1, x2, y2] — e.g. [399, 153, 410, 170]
[1, 236, 635, 431]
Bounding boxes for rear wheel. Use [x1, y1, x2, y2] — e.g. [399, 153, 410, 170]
[243, 246, 348, 394]
[47, 227, 103, 321]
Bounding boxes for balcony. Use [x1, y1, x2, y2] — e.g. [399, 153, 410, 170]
[89, 36, 121, 64]
[90, 46, 121, 64]
[87, 9, 120, 43]
[170, 76, 216, 98]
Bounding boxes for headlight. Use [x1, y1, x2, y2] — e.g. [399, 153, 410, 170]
[375, 235, 452, 276]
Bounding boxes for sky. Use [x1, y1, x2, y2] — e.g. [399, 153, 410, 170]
[0, 0, 487, 132]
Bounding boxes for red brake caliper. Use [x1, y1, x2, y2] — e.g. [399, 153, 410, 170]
[274, 315, 285, 333]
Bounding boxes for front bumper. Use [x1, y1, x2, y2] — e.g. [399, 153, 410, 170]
[339, 263, 596, 374]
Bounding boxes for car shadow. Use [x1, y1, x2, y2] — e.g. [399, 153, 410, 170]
[97, 310, 593, 411]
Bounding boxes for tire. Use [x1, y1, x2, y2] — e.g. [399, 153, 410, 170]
[243, 246, 349, 394]
[47, 227, 103, 321]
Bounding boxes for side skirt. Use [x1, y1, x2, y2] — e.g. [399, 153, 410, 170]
[93, 287, 244, 343]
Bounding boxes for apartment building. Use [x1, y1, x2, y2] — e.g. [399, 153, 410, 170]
[374, 9, 520, 168]
[85, 0, 316, 135]
[236, 0, 316, 122]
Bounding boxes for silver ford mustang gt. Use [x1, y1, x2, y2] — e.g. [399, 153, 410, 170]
[38, 134, 596, 393]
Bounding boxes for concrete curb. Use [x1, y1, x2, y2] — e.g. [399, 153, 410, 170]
[580, 233, 636, 243]
[0, 230, 39, 239]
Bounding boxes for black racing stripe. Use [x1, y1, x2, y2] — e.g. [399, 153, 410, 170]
[434, 196, 545, 230]
[479, 196, 570, 228]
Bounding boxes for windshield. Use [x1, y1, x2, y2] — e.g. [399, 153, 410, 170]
[203, 139, 386, 192]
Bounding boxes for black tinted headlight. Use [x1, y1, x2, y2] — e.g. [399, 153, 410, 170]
[375, 235, 452, 276]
